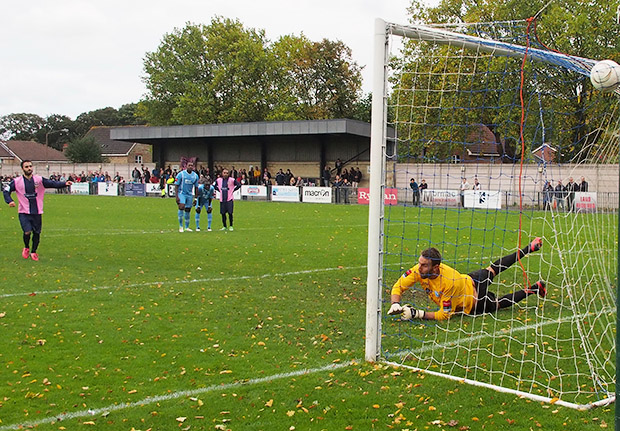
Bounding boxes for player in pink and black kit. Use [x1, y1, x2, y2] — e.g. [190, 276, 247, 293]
[213, 169, 241, 231]
[3, 160, 72, 261]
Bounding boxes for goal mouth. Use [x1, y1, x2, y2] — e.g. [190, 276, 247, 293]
[366, 18, 619, 409]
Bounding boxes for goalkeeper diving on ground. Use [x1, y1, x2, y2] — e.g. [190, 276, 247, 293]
[389, 238, 545, 320]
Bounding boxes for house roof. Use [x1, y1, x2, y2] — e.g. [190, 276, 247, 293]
[0, 142, 14, 159]
[532, 143, 557, 154]
[464, 124, 500, 156]
[532, 143, 557, 163]
[2, 140, 68, 162]
[86, 126, 136, 156]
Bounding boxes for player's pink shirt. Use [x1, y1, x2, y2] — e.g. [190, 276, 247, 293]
[14, 175, 46, 214]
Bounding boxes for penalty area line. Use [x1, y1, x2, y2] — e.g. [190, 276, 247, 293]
[0, 361, 354, 431]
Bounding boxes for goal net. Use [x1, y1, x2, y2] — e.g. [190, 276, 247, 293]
[365, 18, 619, 409]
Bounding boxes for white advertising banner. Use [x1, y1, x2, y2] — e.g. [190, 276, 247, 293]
[464, 190, 502, 209]
[146, 183, 162, 194]
[241, 185, 267, 197]
[166, 184, 177, 197]
[422, 189, 460, 207]
[574, 192, 597, 212]
[272, 185, 300, 202]
[302, 187, 332, 203]
[70, 183, 90, 195]
[97, 182, 118, 196]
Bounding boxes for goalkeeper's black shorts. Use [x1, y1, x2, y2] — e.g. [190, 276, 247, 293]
[468, 268, 497, 315]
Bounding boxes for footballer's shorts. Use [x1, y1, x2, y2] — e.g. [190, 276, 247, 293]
[19, 213, 42, 234]
[468, 268, 497, 315]
[195, 197, 210, 209]
[220, 200, 234, 215]
[177, 193, 193, 208]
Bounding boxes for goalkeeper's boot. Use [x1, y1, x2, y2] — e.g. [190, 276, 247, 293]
[30, 253, 39, 262]
[22, 248, 30, 259]
[529, 237, 543, 253]
[526, 280, 546, 298]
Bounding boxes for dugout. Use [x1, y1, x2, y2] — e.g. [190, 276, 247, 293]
[110, 119, 395, 185]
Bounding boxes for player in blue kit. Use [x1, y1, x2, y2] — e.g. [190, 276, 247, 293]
[174, 162, 199, 232]
[195, 180, 215, 232]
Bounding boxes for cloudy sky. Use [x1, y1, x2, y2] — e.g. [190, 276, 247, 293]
[0, 0, 415, 119]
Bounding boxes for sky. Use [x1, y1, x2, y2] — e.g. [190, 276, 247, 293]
[0, 0, 414, 119]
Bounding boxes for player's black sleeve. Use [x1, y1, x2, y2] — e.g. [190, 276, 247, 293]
[3, 180, 15, 204]
[233, 179, 241, 192]
[42, 178, 68, 189]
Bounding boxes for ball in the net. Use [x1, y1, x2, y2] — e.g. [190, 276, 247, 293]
[590, 60, 620, 92]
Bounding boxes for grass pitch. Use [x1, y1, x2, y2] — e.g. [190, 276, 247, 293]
[0, 195, 614, 430]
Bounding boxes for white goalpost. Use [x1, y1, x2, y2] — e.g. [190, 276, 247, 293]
[366, 18, 619, 410]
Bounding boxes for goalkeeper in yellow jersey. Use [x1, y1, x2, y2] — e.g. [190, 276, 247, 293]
[389, 238, 545, 321]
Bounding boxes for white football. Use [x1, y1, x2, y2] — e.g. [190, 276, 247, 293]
[590, 60, 620, 93]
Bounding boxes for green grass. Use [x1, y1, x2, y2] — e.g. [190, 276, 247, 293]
[0, 195, 614, 430]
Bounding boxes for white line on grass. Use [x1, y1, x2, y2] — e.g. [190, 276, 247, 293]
[0, 361, 354, 431]
[387, 305, 616, 358]
[0, 265, 369, 299]
[37, 223, 369, 237]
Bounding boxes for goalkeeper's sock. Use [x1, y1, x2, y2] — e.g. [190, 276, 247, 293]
[497, 280, 545, 310]
[178, 210, 184, 227]
[525, 280, 546, 298]
[497, 290, 528, 309]
[490, 241, 537, 276]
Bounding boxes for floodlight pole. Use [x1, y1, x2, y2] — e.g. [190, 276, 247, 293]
[365, 18, 388, 362]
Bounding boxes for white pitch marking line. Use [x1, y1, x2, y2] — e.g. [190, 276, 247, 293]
[0, 361, 354, 431]
[387, 306, 615, 358]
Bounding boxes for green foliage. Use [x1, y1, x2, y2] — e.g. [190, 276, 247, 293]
[140, 18, 363, 125]
[0, 105, 146, 149]
[394, 0, 620, 163]
[73, 105, 146, 136]
[64, 135, 106, 163]
[0, 113, 46, 141]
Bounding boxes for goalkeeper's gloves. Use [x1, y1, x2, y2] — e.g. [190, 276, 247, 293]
[401, 305, 425, 320]
[388, 302, 403, 315]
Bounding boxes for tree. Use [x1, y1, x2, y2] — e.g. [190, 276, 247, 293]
[117, 103, 145, 125]
[397, 0, 620, 163]
[34, 114, 73, 150]
[64, 136, 106, 163]
[140, 18, 277, 125]
[350, 93, 372, 123]
[0, 113, 46, 141]
[139, 18, 363, 125]
[270, 36, 363, 120]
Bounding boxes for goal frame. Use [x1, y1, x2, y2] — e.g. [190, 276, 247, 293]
[364, 18, 618, 411]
